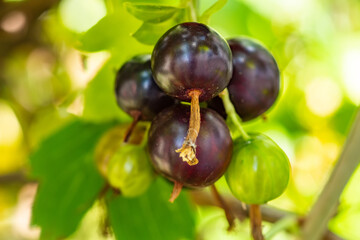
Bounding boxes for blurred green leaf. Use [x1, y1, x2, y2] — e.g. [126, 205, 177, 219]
[76, 8, 142, 52]
[330, 101, 358, 135]
[77, 6, 153, 122]
[107, 178, 195, 240]
[82, 26, 152, 123]
[132, 20, 177, 45]
[76, 14, 121, 52]
[206, 0, 274, 43]
[30, 120, 114, 240]
[124, 2, 181, 23]
[82, 60, 131, 123]
[199, 0, 228, 24]
[122, 0, 182, 6]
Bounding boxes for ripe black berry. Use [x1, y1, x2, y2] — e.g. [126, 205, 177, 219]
[227, 38, 280, 121]
[151, 22, 232, 165]
[115, 54, 175, 122]
[148, 104, 233, 201]
[151, 22, 232, 102]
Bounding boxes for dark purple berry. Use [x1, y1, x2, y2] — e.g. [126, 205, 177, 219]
[207, 96, 227, 119]
[151, 22, 233, 102]
[148, 104, 233, 188]
[227, 38, 280, 121]
[151, 23, 233, 164]
[115, 54, 175, 121]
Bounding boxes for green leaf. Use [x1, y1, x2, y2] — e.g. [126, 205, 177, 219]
[76, 8, 142, 52]
[30, 120, 114, 240]
[82, 32, 151, 122]
[132, 20, 177, 45]
[107, 178, 195, 240]
[82, 60, 131, 123]
[76, 14, 121, 52]
[124, 2, 181, 23]
[199, 0, 228, 24]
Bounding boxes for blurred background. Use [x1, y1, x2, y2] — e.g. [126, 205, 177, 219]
[0, 0, 359, 239]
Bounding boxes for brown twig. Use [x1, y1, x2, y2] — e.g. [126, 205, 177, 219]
[190, 190, 343, 240]
[0, 170, 30, 184]
[210, 185, 236, 230]
[98, 183, 111, 199]
[99, 185, 113, 237]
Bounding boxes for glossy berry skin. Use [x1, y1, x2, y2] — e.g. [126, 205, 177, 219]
[225, 133, 290, 204]
[151, 22, 233, 102]
[227, 38, 280, 121]
[148, 104, 233, 187]
[115, 54, 175, 121]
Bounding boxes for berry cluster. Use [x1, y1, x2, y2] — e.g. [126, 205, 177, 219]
[98, 22, 290, 214]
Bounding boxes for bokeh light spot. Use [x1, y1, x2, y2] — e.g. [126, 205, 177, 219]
[1, 11, 26, 33]
[305, 78, 343, 117]
[59, 0, 106, 33]
[342, 48, 360, 105]
[0, 101, 22, 146]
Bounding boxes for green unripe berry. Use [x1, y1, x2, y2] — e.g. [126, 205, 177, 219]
[107, 144, 154, 197]
[225, 133, 290, 204]
[94, 123, 148, 177]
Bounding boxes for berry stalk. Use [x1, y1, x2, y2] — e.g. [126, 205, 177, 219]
[211, 185, 235, 230]
[219, 88, 250, 140]
[169, 181, 183, 203]
[123, 111, 141, 143]
[250, 204, 264, 240]
[176, 89, 202, 166]
[189, 0, 198, 21]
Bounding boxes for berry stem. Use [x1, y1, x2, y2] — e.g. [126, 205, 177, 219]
[99, 195, 112, 237]
[189, 0, 198, 21]
[250, 204, 264, 240]
[210, 185, 235, 230]
[199, 0, 228, 24]
[176, 89, 202, 166]
[123, 111, 141, 143]
[219, 88, 250, 140]
[169, 181, 184, 203]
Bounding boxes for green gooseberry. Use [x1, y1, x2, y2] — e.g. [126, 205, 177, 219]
[107, 144, 154, 197]
[225, 133, 290, 204]
[94, 122, 148, 177]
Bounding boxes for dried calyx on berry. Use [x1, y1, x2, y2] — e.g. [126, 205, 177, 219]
[151, 22, 233, 166]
